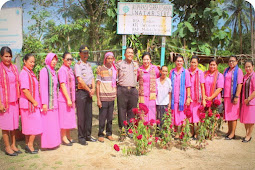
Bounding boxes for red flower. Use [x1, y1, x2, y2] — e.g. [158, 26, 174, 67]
[170, 124, 173, 129]
[198, 105, 205, 112]
[216, 114, 220, 119]
[179, 132, 184, 140]
[129, 118, 135, 123]
[165, 108, 168, 112]
[137, 134, 143, 140]
[123, 120, 128, 126]
[181, 121, 184, 125]
[132, 108, 140, 115]
[155, 137, 159, 143]
[139, 103, 149, 115]
[143, 121, 148, 126]
[166, 113, 170, 116]
[208, 110, 213, 117]
[199, 112, 206, 120]
[148, 141, 152, 145]
[184, 107, 192, 119]
[156, 119, 160, 125]
[128, 128, 133, 134]
[150, 119, 155, 126]
[206, 101, 212, 108]
[114, 144, 120, 151]
[213, 99, 221, 106]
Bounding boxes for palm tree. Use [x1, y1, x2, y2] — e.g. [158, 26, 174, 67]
[224, 0, 250, 54]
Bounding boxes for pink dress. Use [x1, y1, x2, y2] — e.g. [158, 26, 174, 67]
[204, 71, 224, 101]
[19, 69, 42, 135]
[169, 67, 191, 126]
[0, 64, 19, 130]
[40, 66, 61, 148]
[240, 72, 255, 124]
[138, 65, 160, 122]
[58, 65, 76, 129]
[189, 68, 205, 123]
[223, 68, 243, 121]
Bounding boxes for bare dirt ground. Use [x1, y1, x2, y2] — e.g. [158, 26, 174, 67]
[0, 102, 254, 170]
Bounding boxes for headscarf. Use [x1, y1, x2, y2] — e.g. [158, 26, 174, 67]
[45, 53, 58, 75]
[104, 52, 117, 88]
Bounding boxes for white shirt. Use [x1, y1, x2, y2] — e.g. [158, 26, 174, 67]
[156, 77, 172, 105]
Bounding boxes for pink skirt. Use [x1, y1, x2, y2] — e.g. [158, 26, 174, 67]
[224, 97, 240, 121]
[189, 101, 200, 123]
[58, 102, 77, 129]
[240, 104, 255, 124]
[141, 96, 156, 122]
[20, 108, 42, 135]
[41, 109, 61, 148]
[0, 102, 19, 130]
[171, 103, 186, 126]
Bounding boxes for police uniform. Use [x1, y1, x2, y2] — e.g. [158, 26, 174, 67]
[116, 59, 139, 129]
[75, 60, 94, 142]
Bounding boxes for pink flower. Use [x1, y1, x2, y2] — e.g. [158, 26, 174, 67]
[148, 141, 152, 145]
[128, 129, 133, 134]
[216, 114, 220, 119]
[132, 108, 140, 115]
[155, 137, 159, 143]
[184, 107, 192, 118]
[137, 134, 143, 140]
[208, 110, 213, 117]
[139, 103, 149, 115]
[123, 120, 128, 126]
[198, 105, 205, 112]
[143, 121, 148, 126]
[213, 99, 221, 106]
[166, 113, 170, 116]
[181, 121, 184, 125]
[199, 113, 206, 120]
[114, 144, 120, 151]
[174, 129, 177, 132]
[150, 119, 155, 126]
[156, 119, 160, 125]
[170, 124, 173, 129]
[206, 101, 212, 108]
[165, 108, 168, 112]
[129, 118, 135, 123]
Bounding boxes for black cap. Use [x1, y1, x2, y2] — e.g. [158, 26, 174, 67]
[79, 45, 89, 52]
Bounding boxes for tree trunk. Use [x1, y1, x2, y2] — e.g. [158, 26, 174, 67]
[251, 4, 254, 61]
[239, 12, 243, 54]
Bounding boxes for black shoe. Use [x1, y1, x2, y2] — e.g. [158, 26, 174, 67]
[78, 139, 88, 145]
[5, 151, 18, 156]
[14, 150, 23, 154]
[68, 139, 75, 143]
[25, 146, 38, 154]
[62, 141, 73, 146]
[86, 137, 97, 142]
[225, 135, 235, 140]
[242, 137, 252, 143]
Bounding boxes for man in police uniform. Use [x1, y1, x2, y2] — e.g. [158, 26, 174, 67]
[116, 47, 139, 141]
[75, 45, 97, 145]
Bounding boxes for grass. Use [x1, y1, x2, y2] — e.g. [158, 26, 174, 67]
[29, 163, 37, 168]
[55, 161, 63, 165]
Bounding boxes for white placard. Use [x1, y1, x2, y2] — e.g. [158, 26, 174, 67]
[0, 8, 23, 54]
[117, 3, 173, 36]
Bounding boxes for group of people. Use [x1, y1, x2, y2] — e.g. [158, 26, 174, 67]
[0, 45, 254, 157]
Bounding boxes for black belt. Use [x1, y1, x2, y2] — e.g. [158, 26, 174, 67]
[118, 85, 135, 90]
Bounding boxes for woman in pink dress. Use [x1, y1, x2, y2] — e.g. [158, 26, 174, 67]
[204, 59, 224, 106]
[188, 56, 206, 139]
[169, 55, 191, 137]
[138, 52, 160, 122]
[0, 47, 21, 156]
[19, 53, 42, 154]
[240, 60, 255, 143]
[58, 52, 76, 146]
[223, 56, 243, 140]
[39, 53, 61, 149]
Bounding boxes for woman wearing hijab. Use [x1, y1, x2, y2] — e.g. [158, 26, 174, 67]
[39, 53, 61, 149]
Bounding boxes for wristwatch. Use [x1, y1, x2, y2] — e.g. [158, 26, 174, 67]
[234, 95, 239, 98]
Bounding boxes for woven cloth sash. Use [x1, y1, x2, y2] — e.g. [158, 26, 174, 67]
[0, 62, 20, 110]
[138, 66, 156, 103]
[192, 69, 202, 102]
[45, 66, 55, 110]
[245, 73, 254, 101]
[23, 66, 36, 112]
[171, 69, 186, 111]
[204, 70, 219, 97]
[66, 68, 75, 108]
[223, 65, 239, 102]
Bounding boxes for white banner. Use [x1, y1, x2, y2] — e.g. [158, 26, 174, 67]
[117, 3, 173, 36]
[0, 7, 23, 54]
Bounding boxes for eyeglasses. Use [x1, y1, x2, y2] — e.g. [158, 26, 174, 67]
[66, 58, 73, 61]
[229, 60, 236, 63]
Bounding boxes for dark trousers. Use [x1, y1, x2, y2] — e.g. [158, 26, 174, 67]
[117, 86, 138, 129]
[98, 101, 114, 137]
[76, 89, 92, 140]
[156, 105, 168, 128]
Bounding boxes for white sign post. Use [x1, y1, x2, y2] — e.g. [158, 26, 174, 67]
[117, 3, 173, 65]
[0, 7, 23, 70]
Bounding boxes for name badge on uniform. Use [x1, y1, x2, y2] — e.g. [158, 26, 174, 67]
[83, 73, 86, 77]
